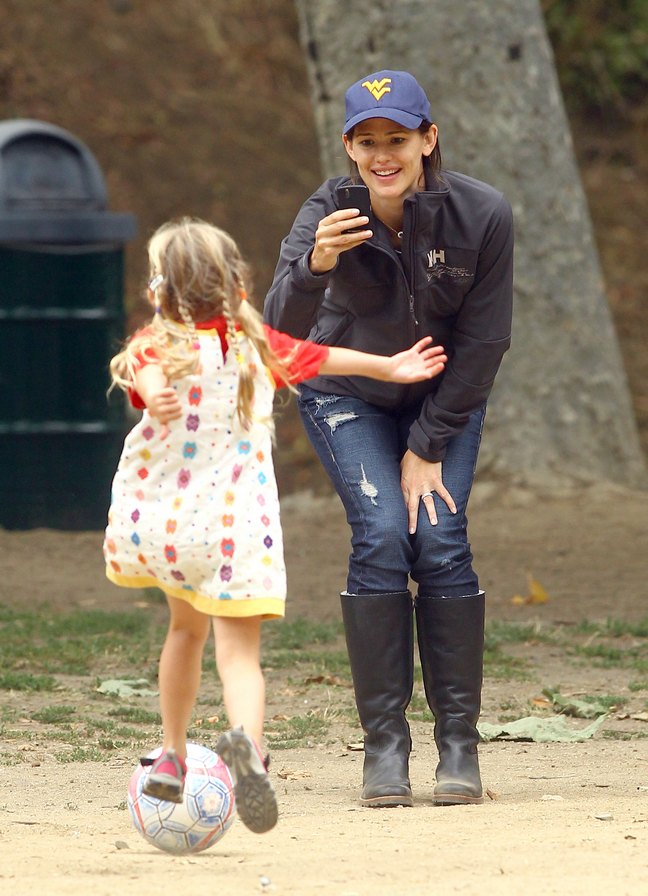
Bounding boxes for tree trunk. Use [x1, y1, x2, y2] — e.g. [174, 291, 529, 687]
[294, 0, 647, 488]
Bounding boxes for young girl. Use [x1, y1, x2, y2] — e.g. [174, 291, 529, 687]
[104, 217, 446, 834]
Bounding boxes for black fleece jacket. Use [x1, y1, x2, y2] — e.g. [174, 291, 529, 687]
[263, 170, 514, 462]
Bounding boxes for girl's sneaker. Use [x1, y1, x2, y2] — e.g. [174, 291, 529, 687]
[141, 749, 187, 803]
[216, 727, 278, 833]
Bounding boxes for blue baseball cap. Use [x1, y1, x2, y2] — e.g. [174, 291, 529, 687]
[343, 70, 432, 135]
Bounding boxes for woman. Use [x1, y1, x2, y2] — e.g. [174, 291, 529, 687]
[264, 70, 514, 808]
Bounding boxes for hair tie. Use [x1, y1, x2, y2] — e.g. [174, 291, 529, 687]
[149, 274, 164, 316]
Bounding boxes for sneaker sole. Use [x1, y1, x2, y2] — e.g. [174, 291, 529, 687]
[217, 730, 278, 834]
[143, 775, 184, 804]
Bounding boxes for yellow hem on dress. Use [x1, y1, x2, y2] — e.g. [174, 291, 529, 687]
[106, 569, 285, 619]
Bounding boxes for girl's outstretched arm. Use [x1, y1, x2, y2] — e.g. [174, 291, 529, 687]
[319, 337, 447, 383]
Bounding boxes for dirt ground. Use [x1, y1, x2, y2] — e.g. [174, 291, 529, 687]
[1, 479, 648, 895]
[1, 4, 647, 893]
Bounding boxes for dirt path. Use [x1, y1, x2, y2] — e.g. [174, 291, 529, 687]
[1, 737, 647, 896]
[1, 481, 648, 894]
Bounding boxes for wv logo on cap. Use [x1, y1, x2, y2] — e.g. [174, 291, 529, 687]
[362, 78, 392, 101]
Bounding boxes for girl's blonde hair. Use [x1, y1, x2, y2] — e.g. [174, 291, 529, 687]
[110, 217, 293, 427]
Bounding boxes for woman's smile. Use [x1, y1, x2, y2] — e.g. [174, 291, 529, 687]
[373, 167, 400, 180]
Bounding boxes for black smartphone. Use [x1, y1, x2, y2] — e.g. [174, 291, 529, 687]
[336, 184, 371, 233]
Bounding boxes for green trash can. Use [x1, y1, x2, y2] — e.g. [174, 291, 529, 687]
[0, 119, 137, 530]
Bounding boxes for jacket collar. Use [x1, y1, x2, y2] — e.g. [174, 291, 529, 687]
[401, 171, 451, 238]
[369, 174, 451, 248]
[406, 170, 451, 212]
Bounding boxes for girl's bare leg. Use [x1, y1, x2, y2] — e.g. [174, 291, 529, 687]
[213, 614, 277, 833]
[212, 615, 265, 745]
[158, 594, 211, 759]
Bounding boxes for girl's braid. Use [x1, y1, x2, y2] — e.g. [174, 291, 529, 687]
[223, 289, 255, 427]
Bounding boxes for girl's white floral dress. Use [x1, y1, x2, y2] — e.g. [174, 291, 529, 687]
[104, 321, 327, 618]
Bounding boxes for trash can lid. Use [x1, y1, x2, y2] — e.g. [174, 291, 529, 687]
[0, 118, 137, 243]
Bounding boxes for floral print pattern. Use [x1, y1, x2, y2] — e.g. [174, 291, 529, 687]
[188, 386, 202, 406]
[103, 328, 289, 617]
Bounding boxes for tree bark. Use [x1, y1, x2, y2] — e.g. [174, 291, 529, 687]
[294, 0, 646, 488]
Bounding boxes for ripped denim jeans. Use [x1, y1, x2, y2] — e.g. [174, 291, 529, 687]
[297, 384, 486, 596]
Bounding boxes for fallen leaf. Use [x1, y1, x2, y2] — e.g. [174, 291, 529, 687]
[479, 713, 607, 743]
[277, 769, 312, 780]
[194, 715, 219, 726]
[528, 575, 550, 604]
[531, 697, 553, 709]
[96, 678, 158, 698]
[304, 674, 346, 687]
[543, 688, 612, 719]
[511, 573, 551, 605]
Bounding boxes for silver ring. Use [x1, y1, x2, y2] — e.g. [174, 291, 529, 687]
[420, 491, 435, 499]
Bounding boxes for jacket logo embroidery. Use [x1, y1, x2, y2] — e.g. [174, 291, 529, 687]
[427, 249, 446, 266]
[425, 247, 472, 282]
[362, 78, 392, 101]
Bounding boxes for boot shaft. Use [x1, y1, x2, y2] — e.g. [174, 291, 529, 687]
[340, 591, 415, 805]
[415, 592, 485, 802]
[415, 592, 485, 731]
[340, 591, 414, 727]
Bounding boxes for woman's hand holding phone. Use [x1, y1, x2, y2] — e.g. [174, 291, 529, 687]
[309, 186, 373, 274]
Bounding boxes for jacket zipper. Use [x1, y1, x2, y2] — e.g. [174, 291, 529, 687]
[371, 208, 418, 333]
[405, 203, 418, 327]
[408, 292, 418, 326]
[396, 259, 418, 331]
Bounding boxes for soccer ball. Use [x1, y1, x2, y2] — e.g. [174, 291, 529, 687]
[128, 743, 236, 854]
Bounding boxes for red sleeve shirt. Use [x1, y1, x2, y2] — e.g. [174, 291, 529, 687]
[125, 318, 328, 407]
[126, 327, 156, 409]
[263, 325, 329, 387]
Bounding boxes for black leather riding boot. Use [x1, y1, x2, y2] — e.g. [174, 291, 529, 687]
[415, 591, 485, 805]
[340, 590, 414, 808]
